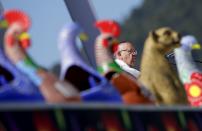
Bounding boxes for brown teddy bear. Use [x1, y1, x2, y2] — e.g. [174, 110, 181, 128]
[139, 27, 188, 105]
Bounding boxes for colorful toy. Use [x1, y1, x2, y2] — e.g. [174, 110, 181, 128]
[0, 10, 44, 102]
[95, 20, 154, 104]
[58, 23, 122, 102]
[174, 35, 202, 106]
[3, 9, 81, 103]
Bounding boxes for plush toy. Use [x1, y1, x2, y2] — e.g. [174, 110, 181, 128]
[3, 9, 80, 103]
[58, 23, 122, 102]
[139, 27, 188, 105]
[95, 20, 154, 104]
[174, 35, 202, 106]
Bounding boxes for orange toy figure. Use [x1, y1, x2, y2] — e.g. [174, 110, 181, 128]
[95, 20, 154, 104]
[3, 9, 80, 103]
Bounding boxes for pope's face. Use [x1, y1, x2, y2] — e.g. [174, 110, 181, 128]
[118, 43, 137, 67]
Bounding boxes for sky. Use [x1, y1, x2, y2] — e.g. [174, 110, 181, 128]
[1, 0, 143, 69]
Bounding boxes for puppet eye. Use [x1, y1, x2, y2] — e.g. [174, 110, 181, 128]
[164, 30, 171, 36]
[106, 36, 113, 41]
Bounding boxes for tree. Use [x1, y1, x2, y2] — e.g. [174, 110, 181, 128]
[120, 0, 202, 68]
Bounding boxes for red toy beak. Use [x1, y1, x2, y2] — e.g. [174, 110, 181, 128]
[111, 39, 119, 53]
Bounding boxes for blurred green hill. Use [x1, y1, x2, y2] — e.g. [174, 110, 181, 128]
[120, 0, 202, 69]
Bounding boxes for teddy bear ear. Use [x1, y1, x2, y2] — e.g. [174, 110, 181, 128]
[149, 30, 159, 43]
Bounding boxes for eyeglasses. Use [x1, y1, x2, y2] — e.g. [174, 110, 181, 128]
[119, 49, 137, 55]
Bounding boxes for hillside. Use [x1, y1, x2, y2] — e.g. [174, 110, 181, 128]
[120, 0, 202, 69]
